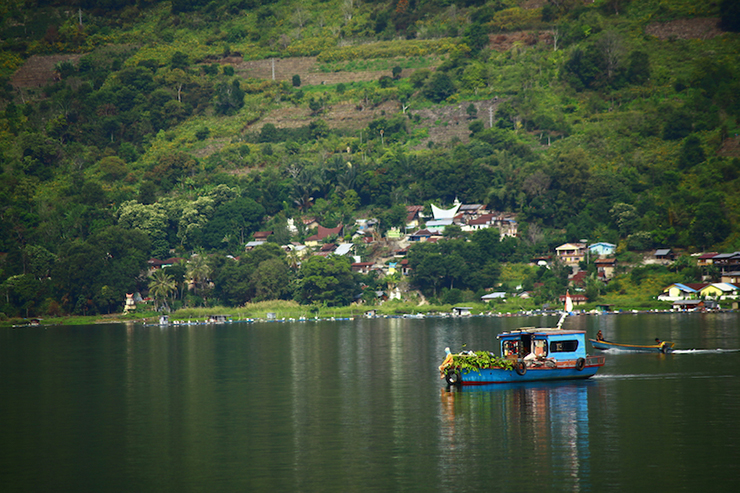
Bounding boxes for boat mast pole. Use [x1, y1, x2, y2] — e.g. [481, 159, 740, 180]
[556, 311, 567, 329]
[557, 291, 573, 329]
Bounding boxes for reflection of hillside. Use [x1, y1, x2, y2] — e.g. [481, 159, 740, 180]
[438, 382, 596, 490]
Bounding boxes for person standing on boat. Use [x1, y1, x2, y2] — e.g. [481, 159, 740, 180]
[596, 330, 604, 341]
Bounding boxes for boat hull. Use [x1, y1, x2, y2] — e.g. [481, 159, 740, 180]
[446, 356, 605, 386]
[589, 339, 674, 353]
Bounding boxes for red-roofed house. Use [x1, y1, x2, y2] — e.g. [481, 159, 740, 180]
[352, 262, 374, 274]
[559, 294, 588, 306]
[409, 229, 434, 242]
[595, 258, 616, 279]
[466, 213, 494, 230]
[305, 224, 343, 246]
[406, 206, 424, 229]
[461, 212, 518, 238]
[569, 271, 588, 287]
[315, 243, 337, 256]
[683, 283, 709, 292]
[697, 252, 719, 267]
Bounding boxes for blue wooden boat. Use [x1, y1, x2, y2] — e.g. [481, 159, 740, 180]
[589, 338, 674, 353]
[439, 328, 605, 386]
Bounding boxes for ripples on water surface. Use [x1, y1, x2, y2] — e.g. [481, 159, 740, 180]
[1, 312, 739, 491]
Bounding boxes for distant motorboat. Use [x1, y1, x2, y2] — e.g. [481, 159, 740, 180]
[589, 338, 674, 353]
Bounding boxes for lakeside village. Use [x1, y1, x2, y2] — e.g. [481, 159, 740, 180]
[112, 200, 740, 323]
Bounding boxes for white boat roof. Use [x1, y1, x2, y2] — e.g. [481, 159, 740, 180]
[498, 328, 586, 337]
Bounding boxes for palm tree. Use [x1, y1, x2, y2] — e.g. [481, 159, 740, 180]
[335, 165, 357, 196]
[148, 269, 176, 311]
[285, 248, 301, 270]
[186, 254, 212, 295]
[290, 167, 322, 211]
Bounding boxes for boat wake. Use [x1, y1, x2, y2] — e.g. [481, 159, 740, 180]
[672, 348, 740, 354]
[592, 373, 736, 381]
[595, 348, 739, 355]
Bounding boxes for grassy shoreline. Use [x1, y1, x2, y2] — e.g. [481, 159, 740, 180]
[1, 297, 695, 327]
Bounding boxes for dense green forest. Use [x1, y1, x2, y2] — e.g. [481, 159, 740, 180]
[1, 0, 739, 318]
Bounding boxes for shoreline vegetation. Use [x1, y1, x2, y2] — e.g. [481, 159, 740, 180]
[3, 298, 732, 327]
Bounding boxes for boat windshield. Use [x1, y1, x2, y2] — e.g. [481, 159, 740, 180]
[533, 338, 547, 357]
[549, 340, 579, 353]
[502, 335, 549, 359]
[502, 340, 523, 358]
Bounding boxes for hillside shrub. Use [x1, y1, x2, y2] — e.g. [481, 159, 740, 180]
[316, 38, 459, 62]
[488, 7, 542, 32]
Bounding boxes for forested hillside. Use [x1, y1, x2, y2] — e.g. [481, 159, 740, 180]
[1, 0, 739, 318]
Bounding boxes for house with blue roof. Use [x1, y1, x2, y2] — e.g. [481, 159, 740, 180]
[657, 283, 708, 301]
[589, 242, 616, 257]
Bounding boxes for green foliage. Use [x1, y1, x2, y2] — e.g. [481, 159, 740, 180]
[215, 79, 245, 115]
[627, 50, 650, 85]
[662, 108, 692, 140]
[377, 204, 407, 233]
[149, 269, 176, 311]
[489, 7, 542, 32]
[213, 244, 292, 305]
[468, 119, 484, 135]
[422, 71, 456, 103]
[195, 127, 210, 141]
[409, 69, 431, 88]
[447, 351, 515, 373]
[201, 196, 265, 251]
[53, 226, 151, 315]
[316, 39, 460, 63]
[678, 135, 705, 169]
[378, 75, 394, 88]
[408, 233, 510, 298]
[295, 255, 357, 306]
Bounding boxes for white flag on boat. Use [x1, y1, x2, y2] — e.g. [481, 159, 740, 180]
[565, 292, 574, 313]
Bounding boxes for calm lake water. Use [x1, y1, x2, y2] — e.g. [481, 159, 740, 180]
[2, 313, 739, 492]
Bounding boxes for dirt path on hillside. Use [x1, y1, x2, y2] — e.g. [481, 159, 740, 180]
[413, 98, 504, 147]
[246, 100, 401, 133]
[233, 56, 423, 85]
[10, 54, 84, 88]
[645, 17, 722, 40]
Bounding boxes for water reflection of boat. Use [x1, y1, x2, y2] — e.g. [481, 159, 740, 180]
[439, 381, 594, 490]
[589, 338, 674, 353]
[440, 328, 605, 386]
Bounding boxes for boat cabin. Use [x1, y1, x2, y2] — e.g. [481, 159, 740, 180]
[498, 329, 587, 362]
[208, 314, 231, 323]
